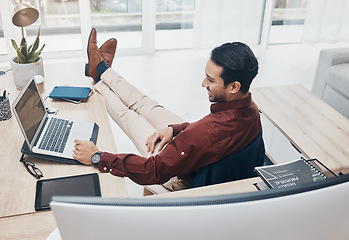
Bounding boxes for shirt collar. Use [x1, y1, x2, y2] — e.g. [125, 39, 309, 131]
[210, 93, 252, 113]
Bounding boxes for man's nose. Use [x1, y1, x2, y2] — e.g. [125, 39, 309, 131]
[202, 78, 207, 88]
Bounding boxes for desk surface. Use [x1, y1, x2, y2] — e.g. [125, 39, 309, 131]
[251, 84, 349, 174]
[0, 65, 128, 239]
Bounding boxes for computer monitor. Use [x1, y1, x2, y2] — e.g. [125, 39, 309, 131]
[50, 174, 349, 240]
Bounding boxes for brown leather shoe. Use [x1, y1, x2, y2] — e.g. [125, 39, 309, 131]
[99, 38, 117, 68]
[85, 28, 103, 83]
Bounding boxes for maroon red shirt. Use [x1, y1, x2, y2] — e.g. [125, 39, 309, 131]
[98, 94, 261, 185]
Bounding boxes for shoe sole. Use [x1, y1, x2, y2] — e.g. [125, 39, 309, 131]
[85, 28, 96, 77]
[85, 63, 89, 77]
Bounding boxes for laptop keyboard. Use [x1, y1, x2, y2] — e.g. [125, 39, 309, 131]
[38, 118, 73, 153]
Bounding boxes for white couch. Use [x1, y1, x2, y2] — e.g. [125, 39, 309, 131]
[312, 48, 349, 119]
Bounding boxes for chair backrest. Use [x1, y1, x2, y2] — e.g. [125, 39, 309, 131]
[189, 128, 265, 188]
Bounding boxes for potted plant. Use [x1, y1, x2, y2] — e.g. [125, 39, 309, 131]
[10, 27, 45, 89]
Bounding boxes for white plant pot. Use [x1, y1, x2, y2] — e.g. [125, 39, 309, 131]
[10, 57, 45, 89]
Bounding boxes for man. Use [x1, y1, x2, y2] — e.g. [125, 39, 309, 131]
[73, 28, 261, 190]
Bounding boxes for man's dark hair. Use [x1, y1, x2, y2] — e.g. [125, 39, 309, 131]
[210, 42, 258, 93]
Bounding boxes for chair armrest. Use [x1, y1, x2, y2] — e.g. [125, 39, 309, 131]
[312, 48, 349, 98]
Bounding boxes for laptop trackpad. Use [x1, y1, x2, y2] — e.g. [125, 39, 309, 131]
[63, 120, 95, 155]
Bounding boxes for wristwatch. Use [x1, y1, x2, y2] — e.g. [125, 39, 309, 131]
[91, 151, 103, 167]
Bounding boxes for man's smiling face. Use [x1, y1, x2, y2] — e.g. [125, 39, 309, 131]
[202, 59, 231, 103]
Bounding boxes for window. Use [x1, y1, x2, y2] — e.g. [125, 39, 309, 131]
[26, 0, 83, 52]
[155, 0, 195, 50]
[269, 0, 308, 44]
[0, 12, 6, 55]
[1, 0, 304, 61]
[90, 0, 142, 49]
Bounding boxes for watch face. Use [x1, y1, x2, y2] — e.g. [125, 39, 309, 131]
[92, 153, 101, 164]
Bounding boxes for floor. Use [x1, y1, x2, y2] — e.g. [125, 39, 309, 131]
[2, 41, 349, 197]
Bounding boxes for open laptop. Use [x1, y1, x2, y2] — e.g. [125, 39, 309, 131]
[12, 78, 99, 163]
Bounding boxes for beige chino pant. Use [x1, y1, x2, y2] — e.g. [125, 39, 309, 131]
[94, 68, 185, 158]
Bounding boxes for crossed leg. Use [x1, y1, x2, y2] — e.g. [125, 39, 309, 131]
[94, 68, 185, 158]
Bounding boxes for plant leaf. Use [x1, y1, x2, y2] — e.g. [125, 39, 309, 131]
[28, 27, 42, 60]
[20, 45, 27, 60]
[30, 33, 40, 53]
[37, 26, 41, 38]
[28, 52, 40, 63]
[27, 44, 35, 60]
[16, 50, 26, 63]
[19, 37, 28, 59]
[28, 43, 46, 63]
[11, 39, 19, 51]
[38, 43, 45, 52]
[28, 43, 33, 53]
[11, 39, 26, 63]
[20, 37, 27, 48]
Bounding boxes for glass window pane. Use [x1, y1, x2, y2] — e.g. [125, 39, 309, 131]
[155, 0, 195, 50]
[26, 0, 83, 53]
[269, 0, 308, 44]
[90, 0, 142, 49]
[0, 12, 6, 55]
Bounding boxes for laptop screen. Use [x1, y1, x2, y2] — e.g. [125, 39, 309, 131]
[14, 80, 46, 144]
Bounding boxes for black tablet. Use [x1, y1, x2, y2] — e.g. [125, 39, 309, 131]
[35, 173, 101, 211]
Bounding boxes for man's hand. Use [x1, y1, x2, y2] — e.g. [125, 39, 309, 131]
[146, 127, 174, 154]
[73, 139, 99, 165]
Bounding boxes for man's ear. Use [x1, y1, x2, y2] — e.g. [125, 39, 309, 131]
[228, 81, 241, 94]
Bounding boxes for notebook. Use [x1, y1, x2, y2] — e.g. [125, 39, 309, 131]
[254, 158, 327, 189]
[49, 86, 92, 101]
[12, 78, 99, 162]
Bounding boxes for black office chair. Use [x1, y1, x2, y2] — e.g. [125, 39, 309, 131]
[189, 128, 265, 188]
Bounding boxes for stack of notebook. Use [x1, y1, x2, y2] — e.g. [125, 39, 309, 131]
[49, 86, 93, 104]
